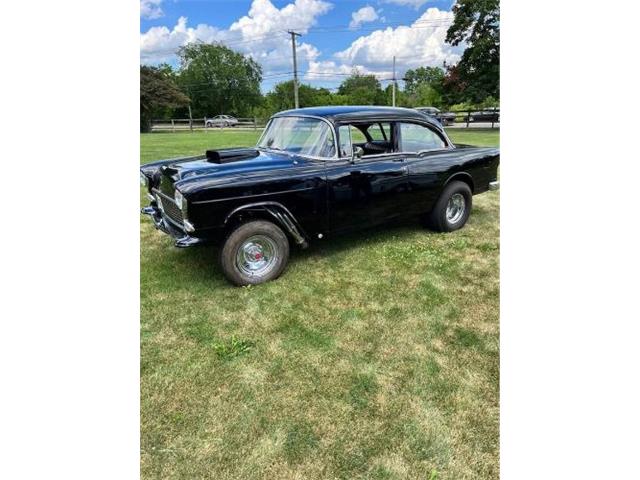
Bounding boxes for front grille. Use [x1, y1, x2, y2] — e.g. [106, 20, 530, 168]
[154, 190, 183, 226]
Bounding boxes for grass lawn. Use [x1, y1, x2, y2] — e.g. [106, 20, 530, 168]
[140, 128, 500, 479]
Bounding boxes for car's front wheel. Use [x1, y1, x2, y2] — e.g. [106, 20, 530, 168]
[427, 180, 473, 232]
[220, 220, 290, 286]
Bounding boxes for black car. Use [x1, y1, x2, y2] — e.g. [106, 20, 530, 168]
[469, 109, 500, 123]
[415, 107, 457, 126]
[141, 106, 499, 286]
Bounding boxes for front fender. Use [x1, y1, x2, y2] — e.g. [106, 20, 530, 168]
[224, 201, 309, 248]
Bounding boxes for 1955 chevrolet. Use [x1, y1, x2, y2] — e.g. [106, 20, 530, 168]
[141, 106, 499, 286]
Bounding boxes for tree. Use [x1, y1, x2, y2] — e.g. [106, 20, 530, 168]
[403, 66, 445, 96]
[177, 42, 262, 118]
[140, 65, 190, 132]
[337, 72, 385, 105]
[446, 0, 499, 103]
[262, 80, 335, 115]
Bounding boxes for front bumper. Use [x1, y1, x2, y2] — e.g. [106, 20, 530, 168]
[141, 206, 206, 248]
[489, 180, 500, 191]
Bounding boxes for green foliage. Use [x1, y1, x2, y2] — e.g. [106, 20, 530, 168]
[140, 65, 190, 132]
[338, 72, 386, 104]
[211, 336, 253, 360]
[401, 66, 447, 108]
[177, 42, 262, 118]
[445, 0, 499, 103]
[258, 80, 336, 118]
[404, 66, 445, 95]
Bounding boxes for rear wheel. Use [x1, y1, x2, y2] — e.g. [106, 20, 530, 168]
[427, 180, 472, 232]
[220, 220, 290, 286]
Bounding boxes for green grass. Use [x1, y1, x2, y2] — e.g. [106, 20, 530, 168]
[140, 128, 499, 479]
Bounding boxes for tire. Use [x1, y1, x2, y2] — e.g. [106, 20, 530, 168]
[427, 180, 473, 232]
[220, 220, 290, 286]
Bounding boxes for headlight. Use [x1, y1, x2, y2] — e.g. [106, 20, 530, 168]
[140, 172, 148, 187]
[174, 189, 184, 210]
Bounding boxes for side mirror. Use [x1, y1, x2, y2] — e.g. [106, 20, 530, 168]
[352, 146, 364, 161]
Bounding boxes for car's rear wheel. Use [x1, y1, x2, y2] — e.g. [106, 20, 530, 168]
[426, 180, 473, 232]
[220, 220, 290, 286]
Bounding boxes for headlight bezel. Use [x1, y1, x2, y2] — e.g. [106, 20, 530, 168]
[174, 189, 184, 210]
[175, 189, 189, 219]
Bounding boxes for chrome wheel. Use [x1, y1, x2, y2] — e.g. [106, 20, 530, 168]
[235, 235, 279, 277]
[446, 193, 466, 224]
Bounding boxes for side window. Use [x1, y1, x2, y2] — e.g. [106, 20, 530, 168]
[367, 123, 390, 141]
[338, 125, 352, 157]
[399, 123, 446, 152]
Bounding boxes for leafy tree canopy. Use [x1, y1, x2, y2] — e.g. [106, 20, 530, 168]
[140, 65, 190, 132]
[445, 0, 499, 103]
[177, 42, 262, 118]
[337, 72, 385, 105]
[404, 66, 445, 95]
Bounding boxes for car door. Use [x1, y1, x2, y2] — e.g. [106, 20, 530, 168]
[326, 123, 411, 234]
[396, 121, 452, 216]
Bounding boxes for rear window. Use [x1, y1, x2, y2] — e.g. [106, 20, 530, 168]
[399, 123, 446, 152]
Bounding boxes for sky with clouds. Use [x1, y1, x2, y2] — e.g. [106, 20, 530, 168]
[140, 0, 462, 92]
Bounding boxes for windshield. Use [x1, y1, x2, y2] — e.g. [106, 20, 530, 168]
[257, 117, 336, 158]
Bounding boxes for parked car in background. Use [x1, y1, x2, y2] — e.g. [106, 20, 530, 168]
[141, 106, 500, 286]
[206, 115, 238, 128]
[468, 109, 500, 123]
[415, 107, 457, 126]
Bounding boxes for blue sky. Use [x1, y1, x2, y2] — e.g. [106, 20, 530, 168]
[140, 0, 461, 92]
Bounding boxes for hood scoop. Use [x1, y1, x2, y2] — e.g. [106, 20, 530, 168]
[206, 148, 260, 164]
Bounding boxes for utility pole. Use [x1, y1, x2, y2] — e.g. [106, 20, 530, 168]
[186, 87, 194, 132]
[288, 30, 301, 109]
[392, 55, 396, 107]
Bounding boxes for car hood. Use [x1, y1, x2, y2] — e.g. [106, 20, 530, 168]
[150, 148, 320, 196]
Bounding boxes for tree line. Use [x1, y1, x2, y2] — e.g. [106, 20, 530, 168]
[140, 0, 498, 132]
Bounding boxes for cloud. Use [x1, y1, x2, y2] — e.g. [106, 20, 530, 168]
[140, 0, 163, 19]
[333, 7, 461, 76]
[140, 0, 331, 71]
[382, 0, 429, 9]
[349, 6, 380, 30]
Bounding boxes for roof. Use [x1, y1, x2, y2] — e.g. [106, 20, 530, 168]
[274, 105, 439, 126]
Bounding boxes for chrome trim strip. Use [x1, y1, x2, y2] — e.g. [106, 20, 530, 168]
[152, 188, 176, 203]
[191, 187, 316, 205]
[489, 181, 500, 191]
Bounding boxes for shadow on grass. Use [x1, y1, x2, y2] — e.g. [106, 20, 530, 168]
[146, 203, 490, 290]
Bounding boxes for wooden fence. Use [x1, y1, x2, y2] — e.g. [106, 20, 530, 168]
[151, 109, 499, 132]
[151, 117, 266, 132]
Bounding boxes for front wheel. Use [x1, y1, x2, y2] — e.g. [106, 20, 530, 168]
[220, 220, 290, 286]
[426, 181, 473, 232]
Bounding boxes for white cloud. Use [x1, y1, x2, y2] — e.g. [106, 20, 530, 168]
[349, 6, 380, 30]
[140, 0, 331, 71]
[332, 8, 461, 76]
[304, 60, 391, 82]
[382, 0, 430, 9]
[140, 0, 163, 19]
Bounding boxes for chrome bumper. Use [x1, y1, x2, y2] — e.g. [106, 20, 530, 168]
[141, 206, 205, 248]
[489, 181, 500, 191]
